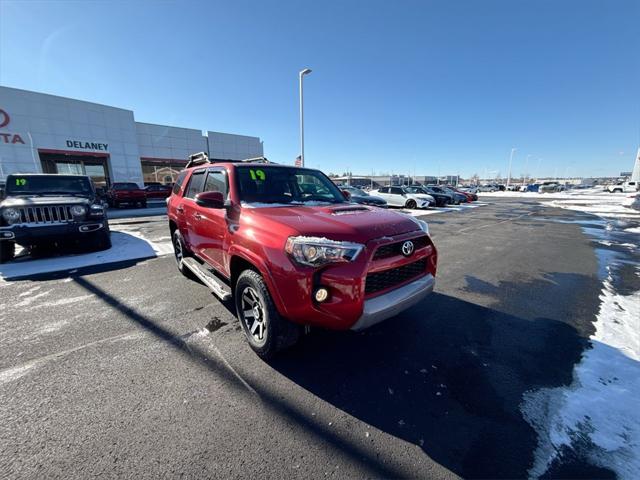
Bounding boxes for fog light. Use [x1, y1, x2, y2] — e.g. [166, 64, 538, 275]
[314, 287, 329, 303]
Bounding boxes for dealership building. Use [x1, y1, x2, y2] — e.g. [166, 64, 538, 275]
[0, 86, 264, 187]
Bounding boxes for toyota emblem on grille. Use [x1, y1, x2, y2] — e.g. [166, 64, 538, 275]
[401, 240, 414, 257]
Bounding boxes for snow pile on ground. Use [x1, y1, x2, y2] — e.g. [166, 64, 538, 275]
[522, 269, 640, 479]
[400, 202, 488, 217]
[521, 207, 640, 478]
[542, 195, 639, 219]
[0, 231, 169, 281]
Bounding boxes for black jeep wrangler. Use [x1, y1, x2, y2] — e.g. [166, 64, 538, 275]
[0, 174, 111, 263]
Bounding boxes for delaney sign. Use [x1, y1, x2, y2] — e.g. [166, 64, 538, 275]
[65, 140, 108, 151]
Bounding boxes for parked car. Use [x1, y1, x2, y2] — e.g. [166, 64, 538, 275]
[458, 186, 478, 194]
[144, 184, 172, 200]
[427, 185, 466, 204]
[478, 184, 499, 192]
[370, 186, 435, 209]
[0, 173, 111, 263]
[539, 181, 562, 193]
[526, 184, 540, 192]
[606, 181, 638, 193]
[167, 153, 438, 358]
[106, 182, 147, 208]
[447, 186, 477, 202]
[340, 186, 387, 208]
[406, 185, 450, 207]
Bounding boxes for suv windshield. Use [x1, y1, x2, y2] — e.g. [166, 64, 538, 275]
[6, 175, 93, 196]
[237, 166, 345, 205]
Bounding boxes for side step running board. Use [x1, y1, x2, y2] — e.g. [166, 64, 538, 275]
[182, 257, 232, 301]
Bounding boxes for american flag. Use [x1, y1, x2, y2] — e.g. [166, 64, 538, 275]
[295, 155, 302, 167]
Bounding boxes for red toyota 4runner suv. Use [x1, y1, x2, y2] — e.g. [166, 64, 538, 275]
[168, 153, 437, 358]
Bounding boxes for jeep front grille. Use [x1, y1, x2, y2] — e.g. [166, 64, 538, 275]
[16, 205, 74, 225]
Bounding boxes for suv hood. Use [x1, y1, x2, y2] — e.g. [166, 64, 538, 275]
[1, 196, 92, 207]
[244, 204, 421, 243]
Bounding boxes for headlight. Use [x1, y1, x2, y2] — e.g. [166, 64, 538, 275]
[89, 204, 104, 215]
[285, 236, 364, 267]
[415, 219, 429, 236]
[70, 205, 87, 217]
[2, 207, 21, 224]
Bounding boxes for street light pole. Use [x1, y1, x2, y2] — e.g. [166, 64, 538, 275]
[506, 147, 516, 189]
[299, 68, 312, 167]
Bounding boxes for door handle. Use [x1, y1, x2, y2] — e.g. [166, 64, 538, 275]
[176, 206, 184, 214]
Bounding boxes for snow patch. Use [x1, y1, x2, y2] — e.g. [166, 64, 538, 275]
[0, 232, 160, 281]
[522, 269, 640, 479]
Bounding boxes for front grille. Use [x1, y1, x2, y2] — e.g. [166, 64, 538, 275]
[373, 235, 429, 260]
[16, 205, 74, 225]
[365, 259, 427, 295]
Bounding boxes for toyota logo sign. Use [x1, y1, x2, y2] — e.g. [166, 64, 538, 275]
[0, 109, 9, 128]
[401, 240, 414, 257]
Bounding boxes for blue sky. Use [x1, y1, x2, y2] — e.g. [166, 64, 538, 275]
[1, 0, 638, 178]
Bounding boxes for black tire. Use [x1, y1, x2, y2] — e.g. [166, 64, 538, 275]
[614, 189, 622, 193]
[0, 241, 15, 263]
[90, 230, 112, 251]
[405, 199, 417, 209]
[172, 230, 196, 279]
[235, 269, 300, 360]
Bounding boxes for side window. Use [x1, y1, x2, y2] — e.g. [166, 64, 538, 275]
[185, 170, 206, 199]
[390, 187, 403, 195]
[378, 187, 388, 193]
[173, 171, 188, 195]
[204, 170, 227, 197]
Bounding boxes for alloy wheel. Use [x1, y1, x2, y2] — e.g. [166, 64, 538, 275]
[241, 287, 267, 343]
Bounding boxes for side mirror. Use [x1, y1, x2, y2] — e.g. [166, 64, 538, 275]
[195, 191, 225, 208]
[342, 190, 351, 200]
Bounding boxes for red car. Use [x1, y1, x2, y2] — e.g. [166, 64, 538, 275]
[106, 182, 147, 208]
[168, 153, 438, 359]
[144, 184, 172, 200]
[448, 186, 477, 202]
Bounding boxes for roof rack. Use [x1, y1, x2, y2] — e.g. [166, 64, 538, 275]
[185, 152, 211, 169]
[185, 153, 275, 169]
[241, 156, 271, 164]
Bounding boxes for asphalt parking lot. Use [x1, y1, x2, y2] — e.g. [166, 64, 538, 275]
[1, 198, 637, 479]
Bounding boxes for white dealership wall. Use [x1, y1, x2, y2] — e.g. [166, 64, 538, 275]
[0, 86, 263, 184]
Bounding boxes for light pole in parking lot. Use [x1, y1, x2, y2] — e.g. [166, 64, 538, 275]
[506, 147, 516, 189]
[299, 68, 312, 167]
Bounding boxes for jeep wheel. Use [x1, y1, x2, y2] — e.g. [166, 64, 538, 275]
[613, 188, 623, 193]
[88, 229, 112, 252]
[405, 199, 417, 209]
[172, 230, 196, 279]
[235, 270, 300, 360]
[0, 241, 15, 263]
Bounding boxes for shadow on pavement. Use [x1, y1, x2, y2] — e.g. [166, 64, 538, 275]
[271, 290, 611, 479]
[72, 276, 409, 479]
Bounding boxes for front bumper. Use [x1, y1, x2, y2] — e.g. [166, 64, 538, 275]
[350, 274, 435, 331]
[0, 220, 106, 244]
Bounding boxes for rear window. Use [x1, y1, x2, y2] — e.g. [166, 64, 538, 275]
[113, 183, 140, 190]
